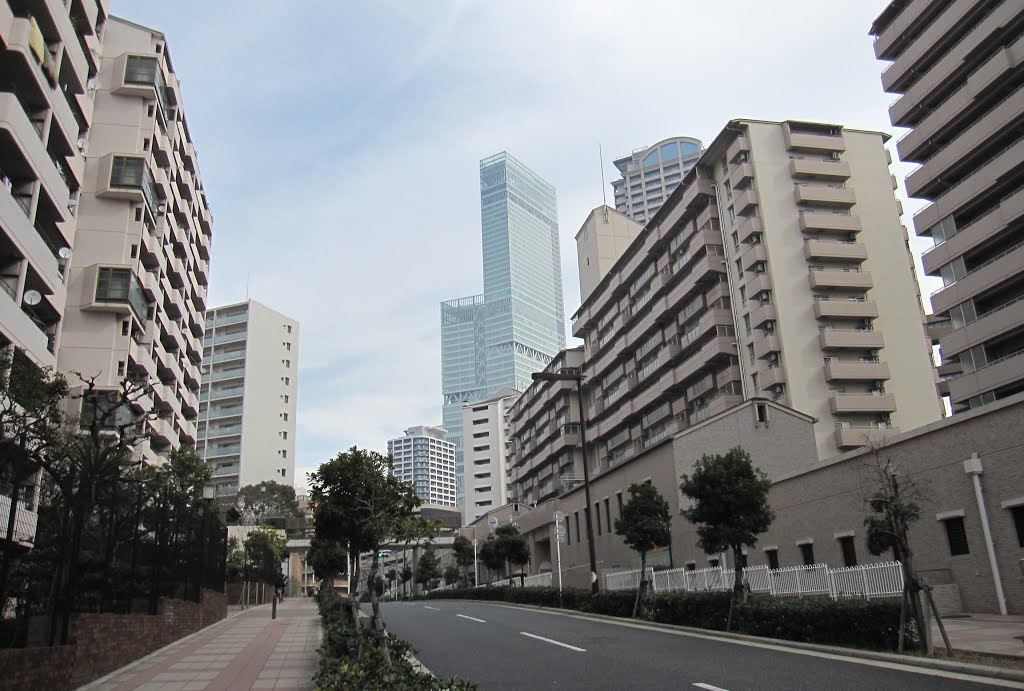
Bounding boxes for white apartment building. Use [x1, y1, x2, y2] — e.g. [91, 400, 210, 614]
[462, 386, 520, 525]
[1, 0, 109, 552]
[388, 425, 456, 507]
[611, 136, 703, 224]
[58, 17, 212, 462]
[198, 300, 298, 497]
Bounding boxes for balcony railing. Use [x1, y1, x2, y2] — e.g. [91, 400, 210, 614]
[931, 239, 1024, 296]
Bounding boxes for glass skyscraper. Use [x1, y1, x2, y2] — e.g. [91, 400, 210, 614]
[442, 152, 566, 505]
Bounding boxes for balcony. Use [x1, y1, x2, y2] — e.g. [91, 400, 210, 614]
[762, 364, 787, 390]
[834, 426, 901, 449]
[947, 350, 1024, 406]
[733, 188, 758, 216]
[726, 135, 749, 163]
[0, 93, 70, 214]
[798, 211, 861, 234]
[754, 334, 782, 360]
[828, 393, 897, 414]
[824, 361, 891, 381]
[813, 298, 879, 320]
[736, 215, 763, 244]
[789, 158, 851, 180]
[930, 242, 1024, 316]
[804, 239, 867, 263]
[939, 297, 1024, 360]
[794, 184, 856, 208]
[740, 243, 769, 271]
[818, 329, 885, 350]
[206, 444, 241, 459]
[808, 268, 873, 291]
[96, 154, 163, 215]
[783, 124, 846, 153]
[730, 162, 754, 189]
[749, 303, 777, 329]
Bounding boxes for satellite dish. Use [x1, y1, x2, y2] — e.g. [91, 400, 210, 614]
[23, 290, 41, 306]
[58, 247, 72, 259]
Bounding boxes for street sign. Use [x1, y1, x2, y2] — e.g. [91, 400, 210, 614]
[553, 510, 565, 522]
[487, 516, 499, 529]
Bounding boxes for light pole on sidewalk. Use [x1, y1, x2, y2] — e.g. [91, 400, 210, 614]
[531, 370, 599, 593]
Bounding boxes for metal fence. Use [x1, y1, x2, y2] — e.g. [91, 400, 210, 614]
[607, 561, 904, 601]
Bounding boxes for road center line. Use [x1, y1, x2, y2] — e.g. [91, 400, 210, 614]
[424, 606, 440, 611]
[694, 684, 730, 691]
[456, 614, 486, 623]
[520, 631, 586, 652]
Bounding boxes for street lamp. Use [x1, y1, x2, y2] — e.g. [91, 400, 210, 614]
[531, 370, 599, 593]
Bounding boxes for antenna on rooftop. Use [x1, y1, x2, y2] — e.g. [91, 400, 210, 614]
[599, 142, 608, 220]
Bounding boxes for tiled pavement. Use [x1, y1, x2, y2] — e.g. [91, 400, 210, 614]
[934, 615, 1024, 658]
[80, 598, 320, 690]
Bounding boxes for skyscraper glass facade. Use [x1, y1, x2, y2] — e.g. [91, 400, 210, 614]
[441, 152, 566, 505]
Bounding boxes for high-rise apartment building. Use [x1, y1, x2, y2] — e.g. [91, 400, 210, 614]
[442, 152, 566, 504]
[1, 0, 109, 553]
[197, 300, 298, 497]
[58, 17, 212, 463]
[462, 386, 520, 525]
[611, 137, 703, 224]
[507, 348, 585, 508]
[575, 205, 644, 304]
[870, 1, 1024, 413]
[571, 119, 941, 464]
[387, 425, 456, 507]
[1, 0, 107, 367]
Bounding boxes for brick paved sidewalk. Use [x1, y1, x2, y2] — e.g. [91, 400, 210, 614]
[934, 616, 1024, 658]
[80, 597, 321, 690]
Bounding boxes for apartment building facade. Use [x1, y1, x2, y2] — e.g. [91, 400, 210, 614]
[462, 386, 520, 525]
[1, 0, 107, 367]
[388, 425, 457, 507]
[442, 152, 566, 504]
[197, 300, 298, 497]
[611, 137, 703, 224]
[871, 0, 1024, 414]
[56, 17, 213, 462]
[575, 205, 643, 305]
[571, 118, 941, 465]
[0, 0, 108, 552]
[507, 347, 585, 508]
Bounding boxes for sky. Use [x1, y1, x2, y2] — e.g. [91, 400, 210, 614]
[113, 0, 934, 492]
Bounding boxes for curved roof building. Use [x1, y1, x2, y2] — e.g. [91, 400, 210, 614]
[611, 136, 703, 223]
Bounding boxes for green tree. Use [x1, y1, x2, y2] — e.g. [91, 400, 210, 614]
[494, 524, 530, 585]
[400, 563, 413, 597]
[443, 563, 460, 586]
[452, 534, 475, 585]
[680, 447, 774, 631]
[309, 447, 419, 662]
[414, 543, 441, 591]
[614, 483, 672, 617]
[307, 536, 348, 588]
[235, 480, 302, 526]
[479, 535, 503, 584]
[244, 526, 287, 583]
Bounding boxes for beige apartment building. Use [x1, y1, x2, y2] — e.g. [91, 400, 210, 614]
[1, 0, 109, 553]
[871, 1, 1024, 413]
[570, 118, 941, 465]
[575, 206, 642, 305]
[1, 0, 107, 367]
[507, 348, 584, 508]
[58, 17, 212, 461]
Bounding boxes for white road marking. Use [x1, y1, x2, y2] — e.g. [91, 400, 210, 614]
[424, 606, 440, 611]
[520, 631, 586, 652]
[694, 684, 730, 691]
[456, 614, 486, 623]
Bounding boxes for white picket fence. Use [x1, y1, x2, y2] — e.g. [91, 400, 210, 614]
[608, 561, 904, 601]
[523, 572, 553, 588]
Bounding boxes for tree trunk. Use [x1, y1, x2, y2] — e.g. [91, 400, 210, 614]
[348, 552, 360, 626]
[367, 552, 391, 666]
[632, 552, 646, 619]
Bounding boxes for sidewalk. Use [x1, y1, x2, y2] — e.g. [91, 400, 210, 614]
[935, 615, 1024, 658]
[81, 598, 321, 690]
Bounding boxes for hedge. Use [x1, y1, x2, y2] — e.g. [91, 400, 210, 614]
[420, 586, 915, 652]
[316, 590, 477, 690]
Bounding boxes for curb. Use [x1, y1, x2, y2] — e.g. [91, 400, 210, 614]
[434, 599, 1024, 684]
[359, 609, 435, 678]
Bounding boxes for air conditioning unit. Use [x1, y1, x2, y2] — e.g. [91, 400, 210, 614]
[830, 152, 841, 160]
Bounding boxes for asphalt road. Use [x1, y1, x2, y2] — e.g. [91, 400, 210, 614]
[373, 600, 1021, 690]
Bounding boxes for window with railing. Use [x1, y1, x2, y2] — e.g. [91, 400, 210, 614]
[95, 267, 148, 321]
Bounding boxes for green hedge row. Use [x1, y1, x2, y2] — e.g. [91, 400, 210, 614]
[420, 586, 915, 652]
[316, 590, 477, 690]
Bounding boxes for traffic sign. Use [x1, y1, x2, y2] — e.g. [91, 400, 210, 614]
[487, 516, 499, 529]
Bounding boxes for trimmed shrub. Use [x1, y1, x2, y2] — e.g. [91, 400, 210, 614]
[422, 586, 912, 652]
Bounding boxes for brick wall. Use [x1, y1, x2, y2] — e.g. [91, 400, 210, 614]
[929, 584, 963, 617]
[0, 589, 227, 691]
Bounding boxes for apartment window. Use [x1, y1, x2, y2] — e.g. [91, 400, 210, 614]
[595, 503, 602, 536]
[281, 431, 288, 440]
[751, 373, 759, 392]
[283, 394, 289, 403]
[747, 344, 755, 365]
[134, 207, 143, 222]
[281, 450, 287, 458]
[765, 548, 779, 570]
[473, 432, 489, 438]
[116, 360, 125, 376]
[285, 324, 292, 333]
[735, 259, 743, 277]
[616, 492, 623, 519]
[604, 498, 612, 533]
[284, 342, 291, 351]
[798, 542, 815, 566]
[731, 232, 739, 250]
[743, 314, 751, 335]
[147, 104, 154, 117]
[143, 138, 151, 151]
[754, 402, 768, 423]
[838, 536, 857, 567]
[943, 516, 970, 556]
[724, 180, 732, 199]
[728, 207, 736, 224]
[282, 413, 288, 421]
[1011, 506, 1024, 547]
[574, 511, 581, 542]
[283, 377, 290, 385]
[121, 320, 130, 336]
[473, 418, 488, 425]
[280, 468, 287, 478]
[473, 445, 490, 452]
